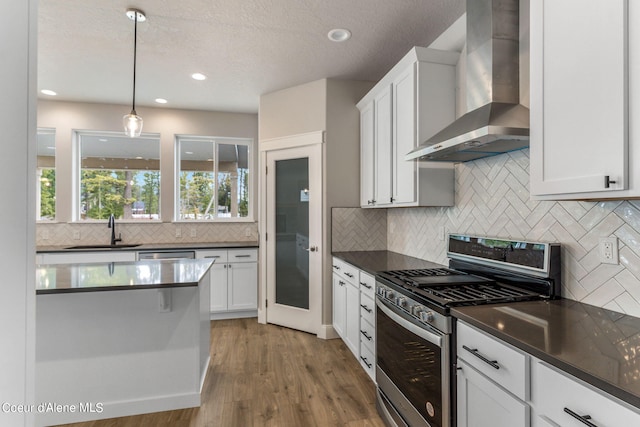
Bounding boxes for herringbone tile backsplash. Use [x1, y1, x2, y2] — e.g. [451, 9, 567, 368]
[332, 208, 387, 252]
[387, 149, 640, 317]
[36, 222, 258, 246]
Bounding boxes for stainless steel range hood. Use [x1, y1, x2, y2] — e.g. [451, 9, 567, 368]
[406, 0, 529, 162]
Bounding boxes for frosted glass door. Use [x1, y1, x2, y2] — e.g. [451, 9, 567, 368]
[274, 158, 310, 309]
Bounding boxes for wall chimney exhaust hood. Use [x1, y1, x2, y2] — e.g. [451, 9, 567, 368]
[406, 0, 529, 162]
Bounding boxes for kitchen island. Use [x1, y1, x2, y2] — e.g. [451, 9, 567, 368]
[35, 259, 212, 426]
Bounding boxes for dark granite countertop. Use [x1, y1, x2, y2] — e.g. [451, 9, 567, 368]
[37, 241, 259, 253]
[453, 299, 640, 409]
[36, 258, 213, 294]
[332, 250, 444, 275]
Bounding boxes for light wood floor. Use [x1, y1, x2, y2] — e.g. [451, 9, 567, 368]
[57, 318, 385, 427]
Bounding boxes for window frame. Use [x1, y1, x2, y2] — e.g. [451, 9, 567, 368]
[73, 130, 162, 223]
[36, 127, 57, 222]
[174, 134, 254, 222]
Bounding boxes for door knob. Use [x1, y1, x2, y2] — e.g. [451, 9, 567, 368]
[304, 246, 318, 252]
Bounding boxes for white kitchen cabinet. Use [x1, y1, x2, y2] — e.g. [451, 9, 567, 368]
[197, 248, 257, 319]
[332, 271, 359, 357]
[357, 47, 458, 208]
[38, 251, 136, 264]
[457, 358, 529, 427]
[456, 321, 530, 427]
[533, 361, 640, 427]
[530, 0, 640, 199]
[360, 100, 376, 206]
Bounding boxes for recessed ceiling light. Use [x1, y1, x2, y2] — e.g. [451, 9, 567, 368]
[191, 73, 207, 81]
[41, 89, 57, 96]
[135, 156, 143, 159]
[327, 28, 351, 42]
[98, 138, 108, 142]
[185, 151, 194, 155]
[155, 98, 168, 104]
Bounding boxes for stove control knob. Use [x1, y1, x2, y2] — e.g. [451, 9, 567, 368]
[420, 311, 435, 323]
[385, 290, 395, 300]
[396, 297, 407, 308]
[411, 305, 424, 316]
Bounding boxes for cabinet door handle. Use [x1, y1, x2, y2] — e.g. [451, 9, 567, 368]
[234, 254, 251, 258]
[563, 408, 598, 427]
[462, 345, 500, 370]
[604, 175, 617, 188]
[360, 304, 372, 313]
[360, 356, 372, 368]
[344, 272, 354, 278]
[339, 280, 345, 286]
[332, 265, 340, 270]
[360, 330, 373, 341]
[360, 282, 372, 289]
[204, 255, 220, 259]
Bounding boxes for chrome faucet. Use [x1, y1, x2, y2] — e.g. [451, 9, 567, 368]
[107, 214, 122, 246]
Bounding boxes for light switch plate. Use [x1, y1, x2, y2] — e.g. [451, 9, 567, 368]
[190, 228, 197, 238]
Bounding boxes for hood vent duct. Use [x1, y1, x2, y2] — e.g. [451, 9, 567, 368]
[406, 0, 529, 162]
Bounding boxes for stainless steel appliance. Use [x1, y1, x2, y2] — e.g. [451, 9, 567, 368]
[375, 234, 560, 427]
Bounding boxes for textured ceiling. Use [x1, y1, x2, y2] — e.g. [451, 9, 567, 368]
[38, 0, 464, 113]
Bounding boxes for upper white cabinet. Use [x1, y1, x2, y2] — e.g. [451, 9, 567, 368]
[530, 0, 640, 199]
[357, 47, 458, 208]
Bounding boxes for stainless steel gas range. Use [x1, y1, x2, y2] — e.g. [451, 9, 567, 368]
[375, 234, 561, 427]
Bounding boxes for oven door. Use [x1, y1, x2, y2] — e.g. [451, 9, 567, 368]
[376, 297, 450, 427]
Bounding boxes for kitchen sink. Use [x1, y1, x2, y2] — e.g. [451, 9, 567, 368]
[64, 244, 141, 250]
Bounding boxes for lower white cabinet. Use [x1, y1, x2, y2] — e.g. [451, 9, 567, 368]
[533, 361, 640, 427]
[332, 270, 359, 357]
[196, 248, 258, 318]
[332, 257, 376, 381]
[457, 358, 529, 427]
[457, 320, 640, 427]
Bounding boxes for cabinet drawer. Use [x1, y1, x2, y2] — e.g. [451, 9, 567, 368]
[331, 257, 358, 284]
[359, 343, 375, 381]
[457, 322, 528, 400]
[360, 293, 375, 326]
[196, 249, 228, 263]
[227, 248, 257, 263]
[360, 316, 375, 352]
[359, 271, 376, 298]
[534, 362, 640, 427]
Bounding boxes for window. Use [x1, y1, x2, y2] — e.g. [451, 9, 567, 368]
[37, 128, 56, 221]
[176, 136, 252, 220]
[77, 131, 161, 220]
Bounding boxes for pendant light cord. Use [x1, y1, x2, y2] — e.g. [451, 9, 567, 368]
[132, 12, 138, 112]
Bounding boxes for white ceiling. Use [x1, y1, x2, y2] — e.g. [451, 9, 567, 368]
[38, 0, 464, 113]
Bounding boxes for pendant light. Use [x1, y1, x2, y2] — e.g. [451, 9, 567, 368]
[123, 8, 146, 137]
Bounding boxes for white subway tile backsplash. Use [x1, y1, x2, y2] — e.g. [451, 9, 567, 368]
[384, 148, 640, 317]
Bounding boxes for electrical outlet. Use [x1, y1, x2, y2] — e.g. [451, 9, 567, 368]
[245, 228, 252, 237]
[42, 229, 50, 240]
[175, 228, 182, 238]
[599, 237, 619, 265]
[190, 228, 197, 238]
[73, 230, 80, 240]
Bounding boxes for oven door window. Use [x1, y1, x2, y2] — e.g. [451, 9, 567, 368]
[377, 303, 443, 427]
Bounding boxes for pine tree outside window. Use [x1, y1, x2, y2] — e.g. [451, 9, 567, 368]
[77, 131, 161, 221]
[176, 136, 252, 221]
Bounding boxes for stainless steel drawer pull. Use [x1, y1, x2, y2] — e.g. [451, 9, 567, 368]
[360, 282, 372, 289]
[462, 345, 500, 370]
[332, 265, 340, 270]
[563, 408, 598, 427]
[339, 280, 345, 286]
[360, 304, 372, 313]
[234, 254, 251, 258]
[360, 330, 373, 341]
[360, 356, 372, 368]
[345, 272, 354, 278]
[204, 255, 220, 259]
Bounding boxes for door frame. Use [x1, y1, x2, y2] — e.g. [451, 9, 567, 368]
[258, 131, 324, 335]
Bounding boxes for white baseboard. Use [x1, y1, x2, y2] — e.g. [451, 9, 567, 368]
[317, 324, 340, 339]
[210, 310, 258, 320]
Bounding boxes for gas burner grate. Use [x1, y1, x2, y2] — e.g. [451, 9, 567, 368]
[418, 282, 540, 305]
[382, 268, 461, 280]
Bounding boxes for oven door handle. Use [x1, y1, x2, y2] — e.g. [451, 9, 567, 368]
[376, 298, 442, 347]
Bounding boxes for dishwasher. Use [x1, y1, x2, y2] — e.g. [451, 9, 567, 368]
[137, 250, 195, 261]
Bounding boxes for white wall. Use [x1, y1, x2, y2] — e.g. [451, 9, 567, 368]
[0, 0, 36, 425]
